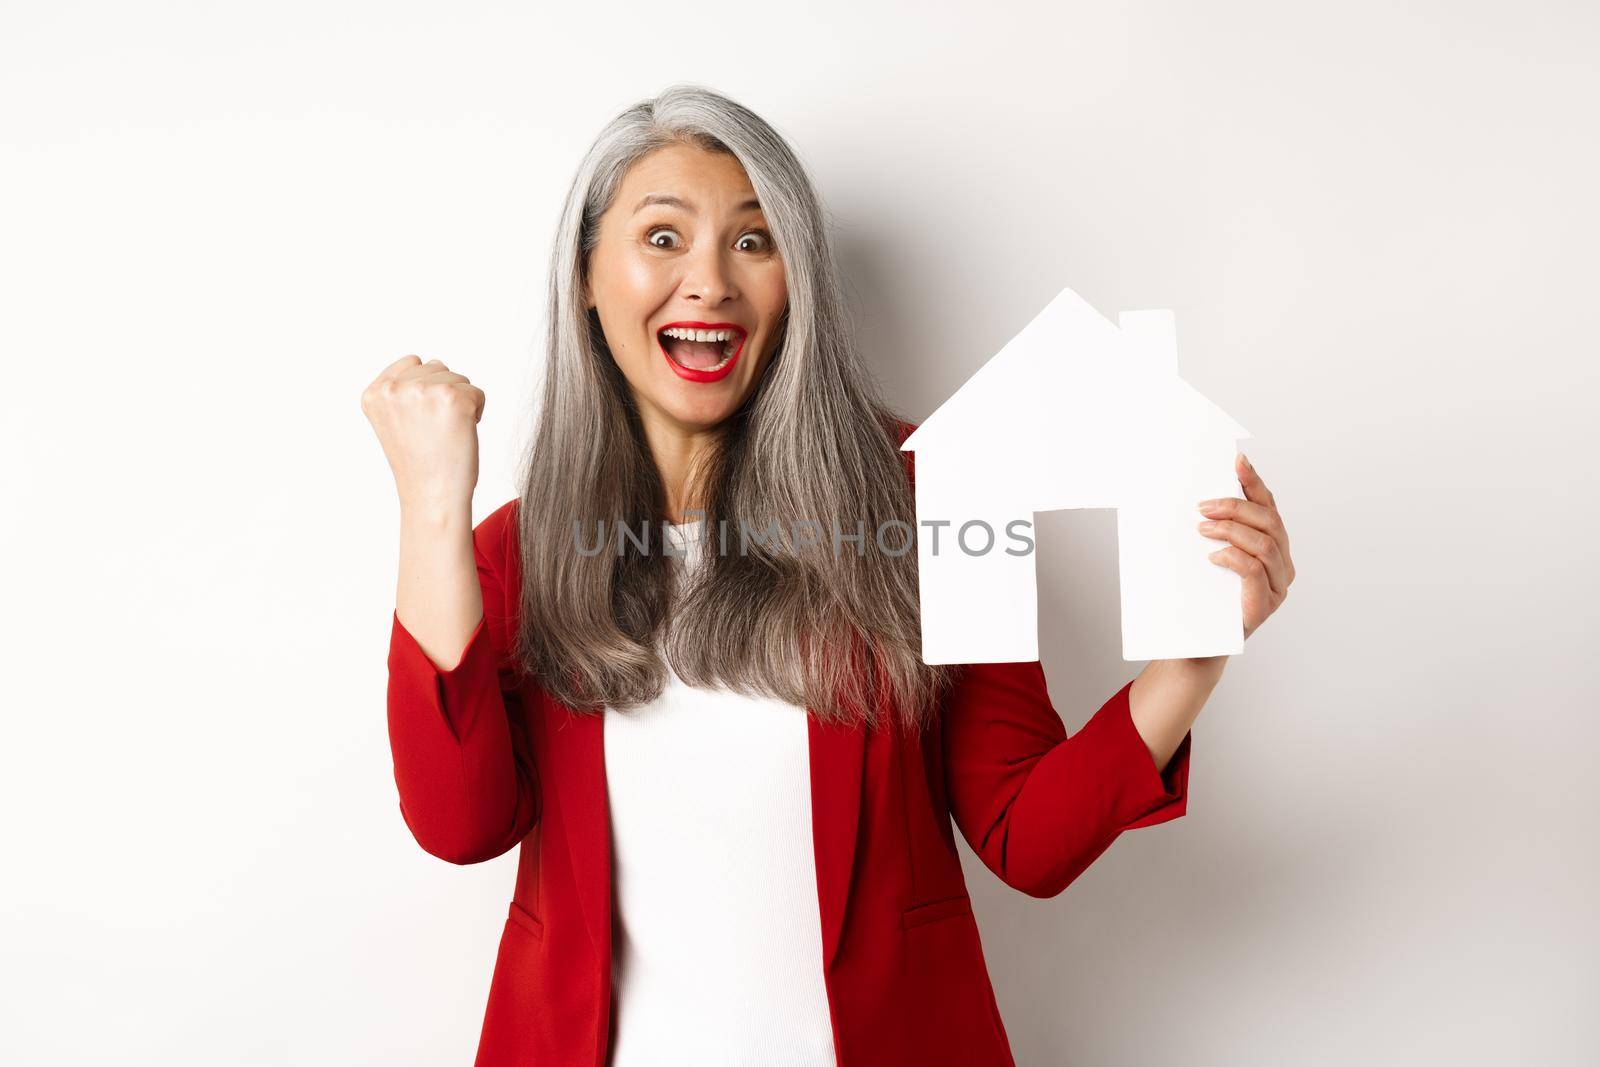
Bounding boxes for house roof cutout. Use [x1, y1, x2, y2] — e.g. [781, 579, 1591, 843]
[900, 286, 1252, 664]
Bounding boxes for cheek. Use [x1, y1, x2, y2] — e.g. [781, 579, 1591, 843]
[601, 244, 672, 300]
[612, 254, 671, 303]
[595, 248, 672, 314]
[759, 267, 788, 317]
[595, 256, 674, 362]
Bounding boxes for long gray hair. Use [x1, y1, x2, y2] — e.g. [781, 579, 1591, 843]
[511, 83, 952, 734]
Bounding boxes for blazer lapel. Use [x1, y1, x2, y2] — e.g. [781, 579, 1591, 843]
[808, 712, 867, 972]
[545, 703, 612, 963]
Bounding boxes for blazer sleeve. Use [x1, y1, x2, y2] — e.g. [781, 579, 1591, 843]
[385, 500, 540, 865]
[941, 660, 1191, 898]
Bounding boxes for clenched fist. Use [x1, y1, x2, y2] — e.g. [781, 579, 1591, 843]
[361, 355, 487, 512]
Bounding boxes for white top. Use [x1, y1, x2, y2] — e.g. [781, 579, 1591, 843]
[604, 519, 838, 1066]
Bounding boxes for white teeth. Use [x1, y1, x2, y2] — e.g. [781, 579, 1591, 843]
[661, 326, 739, 342]
[658, 325, 742, 371]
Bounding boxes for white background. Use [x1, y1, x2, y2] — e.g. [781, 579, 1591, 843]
[4, 2, 1596, 1063]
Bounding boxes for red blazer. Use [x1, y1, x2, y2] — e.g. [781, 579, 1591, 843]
[385, 426, 1193, 1066]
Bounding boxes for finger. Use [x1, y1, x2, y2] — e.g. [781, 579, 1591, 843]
[376, 353, 425, 381]
[1236, 453, 1277, 512]
[395, 356, 462, 383]
[1196, 495, 1290, 555]
[457, 382, 486, 423]
[1234, 452, 1290, 559]
[1198, 518, 1290, 596]
[415, 367, 471, 387]
[392, 359, 471, 389]
[1208, 544, 1278, 608]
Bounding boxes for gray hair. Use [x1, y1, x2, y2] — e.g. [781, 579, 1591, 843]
[511, 83, 952, 733]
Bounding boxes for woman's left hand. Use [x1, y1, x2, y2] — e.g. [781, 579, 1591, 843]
[1197, 453, 1295, 640]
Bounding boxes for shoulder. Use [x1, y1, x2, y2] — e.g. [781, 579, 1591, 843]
[471, 497, 522, 585]
[888, 416, 918, 448]
[472, 498, 523, 659]
[887, 416, 919, 488]
[474, 496, 520, 549]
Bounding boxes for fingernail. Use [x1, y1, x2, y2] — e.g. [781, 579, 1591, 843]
[1198, 520, 1218, 532]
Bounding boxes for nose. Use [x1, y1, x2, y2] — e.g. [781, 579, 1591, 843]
[681, 243, 739, 305]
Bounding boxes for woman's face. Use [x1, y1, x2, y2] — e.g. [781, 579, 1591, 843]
[585, 143, 788, 436]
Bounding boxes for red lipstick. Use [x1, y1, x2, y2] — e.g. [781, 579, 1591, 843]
[657, 320, 746, 384]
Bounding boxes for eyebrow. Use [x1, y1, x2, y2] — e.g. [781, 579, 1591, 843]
[631, 193, 763, 215]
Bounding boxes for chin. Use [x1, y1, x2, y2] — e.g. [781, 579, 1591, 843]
[662, 394, 743, 432]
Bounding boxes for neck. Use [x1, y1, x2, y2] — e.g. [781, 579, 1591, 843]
[638, 408, 723, 525]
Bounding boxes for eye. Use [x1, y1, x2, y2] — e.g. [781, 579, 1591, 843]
[645, 226, 682, 249]
[736, 229, 773, 253]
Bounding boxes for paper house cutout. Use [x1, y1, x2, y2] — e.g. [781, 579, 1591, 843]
[901, 286, 1251, 664]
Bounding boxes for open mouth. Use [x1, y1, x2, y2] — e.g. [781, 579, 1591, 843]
[657, 322, 746, 379]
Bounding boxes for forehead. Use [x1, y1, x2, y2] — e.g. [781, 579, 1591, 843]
[614, 143, 761, 213]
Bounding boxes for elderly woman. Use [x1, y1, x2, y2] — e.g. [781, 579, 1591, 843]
[362, 84, 1294, 1067]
